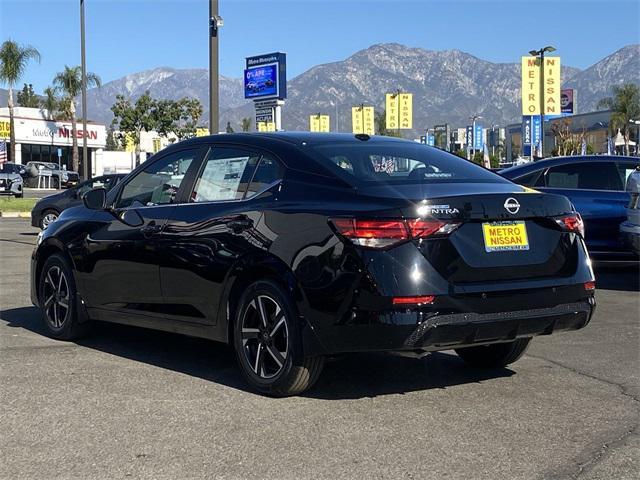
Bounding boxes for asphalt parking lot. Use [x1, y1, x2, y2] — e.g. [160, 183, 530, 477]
[0, 217, 638, 480]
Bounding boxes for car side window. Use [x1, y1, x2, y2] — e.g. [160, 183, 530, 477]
[246, 155, 283, 198]
[191, 148, 260, 202]
[117, 149, 197, 208]
[617, 162, 640, 190]
[513, 170, 543, 187]
[544, 162, 623, 191]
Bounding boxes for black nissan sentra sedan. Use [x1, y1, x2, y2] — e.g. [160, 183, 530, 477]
[31, 133, 596, 396]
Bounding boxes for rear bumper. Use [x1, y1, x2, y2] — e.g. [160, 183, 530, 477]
[303, 292, 595, 355]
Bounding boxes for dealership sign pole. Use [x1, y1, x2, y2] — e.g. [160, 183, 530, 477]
[522, 46, 559, 159]
[245, 52, 287, 131]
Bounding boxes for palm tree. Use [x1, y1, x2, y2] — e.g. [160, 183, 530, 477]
[0, 40, 41, 162]
[598, 84, 640, 156]
[53, 65, 101, 173]
[40, 86, 60, 120]
[241, 117, 252, 132]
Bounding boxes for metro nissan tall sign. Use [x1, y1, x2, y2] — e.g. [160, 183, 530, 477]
[521, 56, 561, 115]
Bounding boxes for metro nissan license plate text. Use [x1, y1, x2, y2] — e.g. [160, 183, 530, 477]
[482, 221, 529, 252]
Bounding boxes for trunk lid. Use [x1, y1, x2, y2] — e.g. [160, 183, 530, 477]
[358, 182, 580, 283]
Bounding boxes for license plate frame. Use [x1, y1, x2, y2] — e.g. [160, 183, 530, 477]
[482, 221, 529, 252]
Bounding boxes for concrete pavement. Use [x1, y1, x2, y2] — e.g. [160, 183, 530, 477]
[0, 218, 638, 480]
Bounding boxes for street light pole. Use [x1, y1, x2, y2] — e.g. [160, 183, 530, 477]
[80, 0, 89, 179]
[209, 0, 221, 135]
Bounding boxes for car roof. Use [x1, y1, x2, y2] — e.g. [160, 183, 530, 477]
[501, 155, 639, 176]
[166, 132, 410, 150]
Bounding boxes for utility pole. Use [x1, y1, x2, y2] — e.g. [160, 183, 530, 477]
[209, 1, 222, 134]
[80, 0, 89, 179]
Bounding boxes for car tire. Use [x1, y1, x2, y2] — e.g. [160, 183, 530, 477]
[40, 209, 59, 230]
[233, 280, 324, 396]
[455, 338, 531, 368]
[38, 253, 90, 340]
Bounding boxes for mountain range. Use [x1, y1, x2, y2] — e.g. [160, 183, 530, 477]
[2, 43, 638, 135]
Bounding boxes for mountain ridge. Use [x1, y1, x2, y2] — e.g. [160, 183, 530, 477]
[2, 43, 638, 135]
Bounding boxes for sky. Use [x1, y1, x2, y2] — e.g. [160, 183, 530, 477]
[1, 0, 639, 93]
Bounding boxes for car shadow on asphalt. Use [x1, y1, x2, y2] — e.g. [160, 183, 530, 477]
[1, 306, 515, 400]
[593, 265, 640, 292]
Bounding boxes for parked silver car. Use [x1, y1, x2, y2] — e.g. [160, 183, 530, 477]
[620, 166, 640, 256]
[0, 163, 24, 197]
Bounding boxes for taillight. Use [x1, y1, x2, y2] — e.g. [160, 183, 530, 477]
[555, 213, 585, 237]
[584, 281, 596, 291]
[330, 218, 459, 248]
[392, 295, 435, 306]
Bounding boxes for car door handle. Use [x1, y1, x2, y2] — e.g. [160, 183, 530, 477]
[140, 222, 162, 237]
[227, 218, 253, 233]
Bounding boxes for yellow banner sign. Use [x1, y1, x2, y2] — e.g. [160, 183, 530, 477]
[386, 93, 413, 130]
[352, 106, 375, 135]
[544, 57, 561, 115]
[0, 120, 10, 139]
[195, 127, 210, 137]
[257, 121, 276, 132]
[310, 114, 330, 132]
[522, 56, 561, 115]
[124, 132, 136, 152]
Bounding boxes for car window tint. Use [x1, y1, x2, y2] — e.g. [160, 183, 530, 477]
[617, 162, 640, 189]
[513, 170, 542, 187]
[544, 162, 623, 191]
[191, 148, 259, 202]
[118, 149, 197, 208]
[246, 156, 283, 198]
[311, 143, 507, 185]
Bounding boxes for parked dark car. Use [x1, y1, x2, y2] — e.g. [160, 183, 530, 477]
[501, 155, 640, 259]
[31, 174, 125, 229]
[31, 133, 595, 396]
[25, 161, 80, 189]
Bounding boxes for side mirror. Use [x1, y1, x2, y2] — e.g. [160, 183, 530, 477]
[83, 187, 107, 210]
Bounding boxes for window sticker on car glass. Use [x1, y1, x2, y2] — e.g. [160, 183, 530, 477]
[195, 157, 249, 202]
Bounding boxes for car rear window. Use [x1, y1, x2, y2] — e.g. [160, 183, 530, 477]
[310, 142, 507, 185]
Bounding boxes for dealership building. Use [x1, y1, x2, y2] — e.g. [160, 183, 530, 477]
[0, 107, 106, 171]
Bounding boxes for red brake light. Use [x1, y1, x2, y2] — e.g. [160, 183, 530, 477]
[331, 218, 459, 248]
[584, 281, 596, 291]
[392, 295, 436, 305]
[556, 214, 585, 237]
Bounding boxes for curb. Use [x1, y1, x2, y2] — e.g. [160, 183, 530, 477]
[0, 212, 31, 218]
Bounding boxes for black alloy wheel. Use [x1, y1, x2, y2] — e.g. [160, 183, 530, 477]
[241, 294, 289, 379]
[38, 254, 88, 340]
[234, 280, 324, 396]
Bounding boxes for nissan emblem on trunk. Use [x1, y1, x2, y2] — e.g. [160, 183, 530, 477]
[504, 198, 520, 214]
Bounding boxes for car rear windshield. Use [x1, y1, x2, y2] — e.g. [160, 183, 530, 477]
[310, 142, 508, 186]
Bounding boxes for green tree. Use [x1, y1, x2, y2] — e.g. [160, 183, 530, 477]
[173, 98, 202, 141]
[111, 91, 156, 162]
[241, 117, 251, 132]
[16, 83, 39, 107]
[53, 65, 101, 173]
[105, 128, 122, 151]
[598, 84, 640, 156]
[0, 40, 41, 161]
[40, 86, 61, 120]
[374, 109, 402, 137]
[151, 98, 179, 140]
